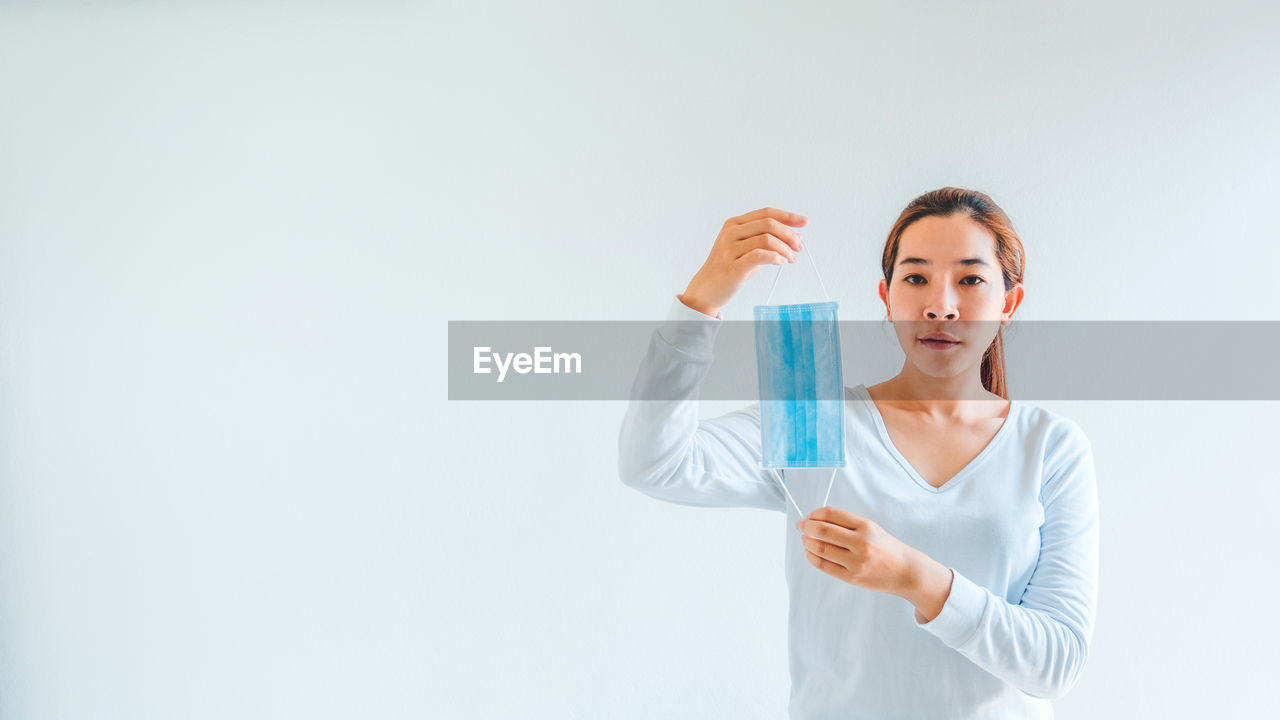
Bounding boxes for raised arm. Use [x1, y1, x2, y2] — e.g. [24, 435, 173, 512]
[617, 294, 786, 511]
[618, 207, 808, 511]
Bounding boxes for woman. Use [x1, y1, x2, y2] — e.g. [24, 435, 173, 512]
[617, 187, 1099, 719]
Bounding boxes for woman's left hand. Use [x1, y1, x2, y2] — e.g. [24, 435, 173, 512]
[796, 506, 921, 598]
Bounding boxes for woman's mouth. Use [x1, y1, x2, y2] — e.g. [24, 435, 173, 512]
[919, 339, 960, 350]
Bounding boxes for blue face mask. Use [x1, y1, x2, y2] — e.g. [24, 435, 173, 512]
[753, 252, 846, 472]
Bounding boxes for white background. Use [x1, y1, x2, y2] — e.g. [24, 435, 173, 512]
[2, 1, 1278, 717]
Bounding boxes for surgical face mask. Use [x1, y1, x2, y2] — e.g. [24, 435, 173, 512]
[753, 248, 846, 473]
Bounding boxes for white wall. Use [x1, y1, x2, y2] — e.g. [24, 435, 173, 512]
[1, 1, 1277, 717]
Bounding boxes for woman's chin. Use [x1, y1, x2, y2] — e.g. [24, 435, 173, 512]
[909, 354, 978, 378]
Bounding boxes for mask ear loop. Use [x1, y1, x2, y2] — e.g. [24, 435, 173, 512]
[768, 468, 805, 517]
[768, 467, 841, 517]
[764, 240, 832, 305]
[821, 467, 838, 508]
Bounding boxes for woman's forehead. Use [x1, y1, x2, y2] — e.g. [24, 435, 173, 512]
[898, 215, 997, 262]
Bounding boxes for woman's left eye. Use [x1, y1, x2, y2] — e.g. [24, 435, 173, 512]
[961, 276, 985, 285]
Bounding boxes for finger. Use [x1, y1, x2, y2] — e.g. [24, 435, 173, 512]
[730, 207, 808, 231]
[798, 519, 856, 553]
[733, 217, 804, 252]
[803, 535, 851, 566]
[808, 506, 867, 532]
[806, 549, 849, 578]
[734, 233, 796, 263]
[735, 247, 790, 270]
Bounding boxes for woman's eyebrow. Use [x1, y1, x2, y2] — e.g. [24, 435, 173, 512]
[897, 257, 992, 267]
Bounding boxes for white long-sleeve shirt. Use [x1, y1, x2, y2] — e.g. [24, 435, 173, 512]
[617, 295, 1100, 719]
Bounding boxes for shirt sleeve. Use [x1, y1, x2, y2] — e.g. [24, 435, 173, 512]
[911, 431, 1100, 700]
[616, 294, 787, 512]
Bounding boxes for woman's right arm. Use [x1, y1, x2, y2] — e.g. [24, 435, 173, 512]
[616, 207, 807, 511]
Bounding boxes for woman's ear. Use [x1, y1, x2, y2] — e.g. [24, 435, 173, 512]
[1001, 283, 1025, 325]
[878, 278, 892, 321]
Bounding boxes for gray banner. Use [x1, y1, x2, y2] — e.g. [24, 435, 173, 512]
[449, 320, 1280, 400]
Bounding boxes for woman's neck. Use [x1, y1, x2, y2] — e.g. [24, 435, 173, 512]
[870, 369, 1006, 423]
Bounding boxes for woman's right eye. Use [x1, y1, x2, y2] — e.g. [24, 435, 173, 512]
[903, 274, 924, 284]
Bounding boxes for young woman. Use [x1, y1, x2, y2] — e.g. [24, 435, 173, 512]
[617, 188, 1099, 719]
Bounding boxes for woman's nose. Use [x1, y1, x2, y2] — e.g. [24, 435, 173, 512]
[925, 287, 959, 319]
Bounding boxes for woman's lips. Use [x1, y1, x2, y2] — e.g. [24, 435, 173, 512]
[919, 338, 960, 350]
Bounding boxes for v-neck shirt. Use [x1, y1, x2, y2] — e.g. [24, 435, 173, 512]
[618, 296, 1100, 719]
[852, 383, 1018, 494]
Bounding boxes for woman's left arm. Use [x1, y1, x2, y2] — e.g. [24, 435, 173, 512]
[907, 441, 1100, 700]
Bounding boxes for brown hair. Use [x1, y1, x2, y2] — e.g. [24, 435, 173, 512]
[880, 187, 1026, 399]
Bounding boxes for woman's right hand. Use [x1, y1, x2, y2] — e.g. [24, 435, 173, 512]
[678, 207, 808, 317]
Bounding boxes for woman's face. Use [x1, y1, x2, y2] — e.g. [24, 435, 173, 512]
[877, 213, 1024, 379]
